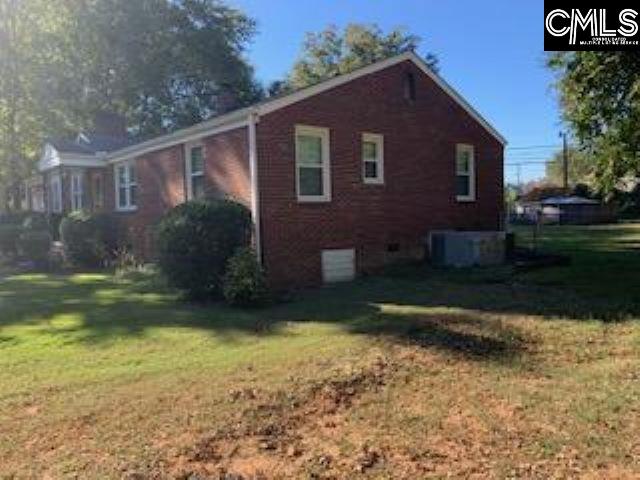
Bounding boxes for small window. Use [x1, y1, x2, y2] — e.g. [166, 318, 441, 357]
[404, 72, 416, 101]
[93, 175, 104, 210]
[186, 143, 205, 200]
[295, 125, 331, 202]
[115, 160, 137, 211]
[455, 144, 475, 202]
[362, 133, 384, 184]
[71, 172, 83, 211]
[49, 174, 62, 213]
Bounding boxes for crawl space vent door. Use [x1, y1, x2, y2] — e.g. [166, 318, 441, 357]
[321, 248, 356, 283]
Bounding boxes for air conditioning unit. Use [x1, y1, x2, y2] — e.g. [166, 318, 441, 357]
[429, 231, 506, 267]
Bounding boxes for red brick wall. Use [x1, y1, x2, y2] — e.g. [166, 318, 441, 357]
[201, 128, 252, 206]
[107, 127, 250, 258]
[256, 60, 504, 288]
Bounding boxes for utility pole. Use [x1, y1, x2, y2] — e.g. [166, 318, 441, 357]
[560, 131, 569, 192]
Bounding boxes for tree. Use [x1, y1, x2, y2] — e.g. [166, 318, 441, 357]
[62, 0, 263, 136]
[0, 0, 76, 210]
[544, 147, 593, 187]
[287, 24, 436, 90]
[548, 52, 640, 194]
[0, 0, 262, 210]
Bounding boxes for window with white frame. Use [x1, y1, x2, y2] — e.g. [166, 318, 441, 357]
[49, 174, 62, 213]
[71, 172, 83, 211]
[295, 125, 331, 202]
[455, 144, 475, 201]
[185, 143, 205, 200]
[115, 160, 137, 211]
[362, 133, 384, 184]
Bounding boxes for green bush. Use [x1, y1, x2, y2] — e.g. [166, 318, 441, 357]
[0, 212, 29, 226]
[22, 213, 49, 231]
[48, 213, 64, 241]
[60, 211, 117, 267]
[0, 224, 22, 257]
[223, 248, 268, 307]
[157, 199, 252, 299]
[19, 230, 51, 266]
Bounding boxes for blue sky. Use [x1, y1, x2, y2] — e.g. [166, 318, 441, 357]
[228, 0, 562, 184]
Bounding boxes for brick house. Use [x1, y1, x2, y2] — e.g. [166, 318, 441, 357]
[33, 52, 506, 288]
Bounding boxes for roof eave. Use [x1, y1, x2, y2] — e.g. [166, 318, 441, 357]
[106, 108, 251, 164]
[98, 51, 505, 164]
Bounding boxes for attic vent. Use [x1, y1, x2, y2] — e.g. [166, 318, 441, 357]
[404, 72, 416, 101]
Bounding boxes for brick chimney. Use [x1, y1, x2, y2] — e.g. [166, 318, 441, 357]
[92, 111, 128, 138]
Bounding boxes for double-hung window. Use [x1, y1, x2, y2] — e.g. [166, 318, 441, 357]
[186, 143, 205, 200]
[455, 144, 475, 202]
[295, 125, 331, 202]
[71, 172, 83, 211]
[362, 133, 384, 184]
[49, 174, 62, 213]
[115, 160, 137, 211]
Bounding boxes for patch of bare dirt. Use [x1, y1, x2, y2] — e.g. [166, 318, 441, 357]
[151, 355, 394, 479]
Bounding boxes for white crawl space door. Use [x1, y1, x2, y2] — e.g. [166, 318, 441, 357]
[321, 248, 356, 283]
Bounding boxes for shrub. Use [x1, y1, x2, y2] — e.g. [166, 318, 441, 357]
[223, 248, 268, 307]
[19, 230, 51, 266]
[60, 211, 117, 267]
[0, 224, 22, 257]
[0, 212, 29, 226]
[22, 213, 49, 231]
[47, 213, 64, 241]
[157, 199, 252, 299]
[112, 247, 144, 277]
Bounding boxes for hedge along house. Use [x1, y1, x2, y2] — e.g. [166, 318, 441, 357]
[34, 52, 506, 288]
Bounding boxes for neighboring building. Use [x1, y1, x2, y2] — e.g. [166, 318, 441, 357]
[514, 196, 617, 225]
[33, 52, 506, 288]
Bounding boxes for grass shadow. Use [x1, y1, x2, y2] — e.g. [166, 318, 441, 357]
[347, 310, 527, 364]
[1, 222, 639, 352]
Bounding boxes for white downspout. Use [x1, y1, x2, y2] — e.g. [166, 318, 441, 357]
[248, 111, 262, 263]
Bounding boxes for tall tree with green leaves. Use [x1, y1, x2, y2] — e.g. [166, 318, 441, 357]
[284, 24, 436, 91]
[548, 52, 640, 194]
[62, 0, 263, 136]
[0, 0, 262, 209]
[544, 147, 593, 187]
[0, 0, 75, 209]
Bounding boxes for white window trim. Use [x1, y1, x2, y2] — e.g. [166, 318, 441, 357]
[185, 141, 205, 201]
[50, 174, 62, 213]
[455, 144, 476, 202]
[362, 133, 384, 185]
[114, 160, 138, 212]
[295, 125, 331, 202]
[70, 171, 83, 211]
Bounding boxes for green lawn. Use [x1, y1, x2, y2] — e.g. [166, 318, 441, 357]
[1, 223, 640, 478]
[513, 221, 640, 307]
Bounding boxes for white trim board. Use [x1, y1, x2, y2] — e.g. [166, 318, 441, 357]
[38, 143, 108, 172]
[106, 117, 249, 164]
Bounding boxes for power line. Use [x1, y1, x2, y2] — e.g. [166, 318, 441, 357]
[505, 144, 564, 151]
[505, 161, 550, 166]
